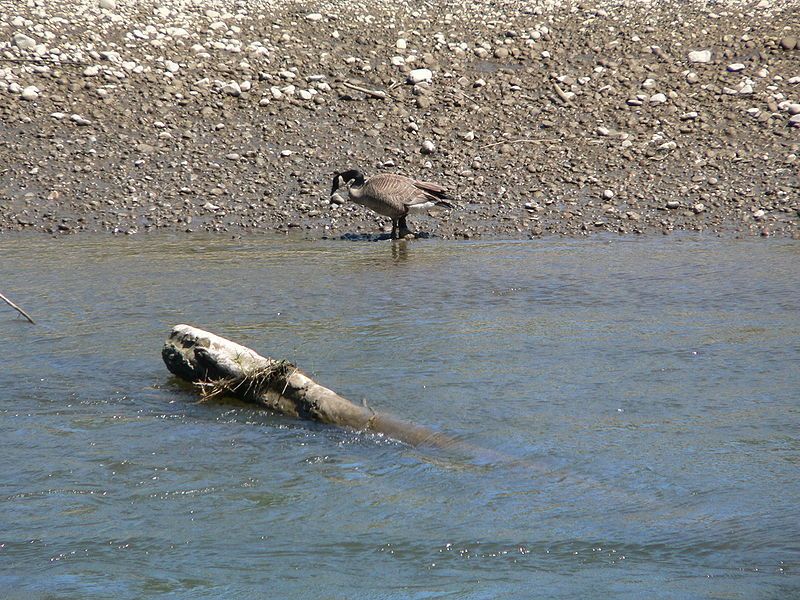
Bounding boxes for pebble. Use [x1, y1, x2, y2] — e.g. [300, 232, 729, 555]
[787, 104, 800, 116]
[99, 0, 116, 9]
[21, 86, 40, 101]
[305, 13, 323, 21]
[12, 33, 37, 50]
[753, 209, 766, 220]
[222, 81, 242, 96]
[666, 200, 680, 209]
[396, 39, 407, 50]
[408, 68, 433, 84]
[692, 203, 706, 214]
[686, 72, 699, 84]
[71, 114, 91, 126]
[727, 63, 746, 72]
[688, 50, 712, 63]
[650, 93, 667, 104]
[780, 36, 797, 51]
[84, 65, 100, 77]
[494, 47, 509, 59]
[603, 189, 615, 199]
[421, 140, 436, 154]
[789, 114, 800, 127]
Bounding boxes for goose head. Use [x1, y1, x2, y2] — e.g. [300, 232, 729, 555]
[330, 169, 365, 197]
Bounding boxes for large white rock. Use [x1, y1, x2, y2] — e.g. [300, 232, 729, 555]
[688, 50, 712, 63]
[222, 81, 242, 96]
[21, 86, 40, 101]
[408, 68, 432, 84]
[12, 33, 37, 50]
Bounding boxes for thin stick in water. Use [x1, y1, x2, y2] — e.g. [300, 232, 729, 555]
[0, 292, 35, 324]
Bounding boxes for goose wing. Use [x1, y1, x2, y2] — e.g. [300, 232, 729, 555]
[363, 173, 435, 208]
[407, 179, 452, 207]
[411, 180, 447, 194]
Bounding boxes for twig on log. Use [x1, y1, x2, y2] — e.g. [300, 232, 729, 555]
[0, 292, 35, 324]
[342, 81, 389, 100]
[483, 138, 559, 149]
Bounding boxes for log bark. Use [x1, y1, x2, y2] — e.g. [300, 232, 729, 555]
[162, 324, 452, 447]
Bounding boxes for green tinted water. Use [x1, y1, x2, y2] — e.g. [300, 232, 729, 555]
[1, 235, 798, 598]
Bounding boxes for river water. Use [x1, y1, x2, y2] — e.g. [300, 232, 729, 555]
[1, 235, 798, 598]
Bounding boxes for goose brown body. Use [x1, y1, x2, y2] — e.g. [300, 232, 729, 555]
[330, 170, 453, 239]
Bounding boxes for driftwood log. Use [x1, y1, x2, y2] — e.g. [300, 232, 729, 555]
[161, 326, 659, 513]
[162, 324, 452, 448]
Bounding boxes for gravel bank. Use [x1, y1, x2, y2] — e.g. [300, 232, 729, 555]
[0, 0, 798, 238]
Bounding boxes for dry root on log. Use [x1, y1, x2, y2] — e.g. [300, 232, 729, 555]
[162, 324, 450, 447]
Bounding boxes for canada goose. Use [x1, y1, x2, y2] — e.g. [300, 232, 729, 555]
[330, 170, 454, 239]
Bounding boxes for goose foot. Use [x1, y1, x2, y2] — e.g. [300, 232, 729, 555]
[397, 216, 413, 239]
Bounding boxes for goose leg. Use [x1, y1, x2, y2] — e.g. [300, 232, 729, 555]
[390, 219, 398, 240]
[398, 216, 412, 238]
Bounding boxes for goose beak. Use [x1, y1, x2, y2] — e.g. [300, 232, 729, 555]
[330, 174, 344, 197]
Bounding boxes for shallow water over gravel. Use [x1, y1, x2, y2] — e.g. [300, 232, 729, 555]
[1, 235, 798, 598]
